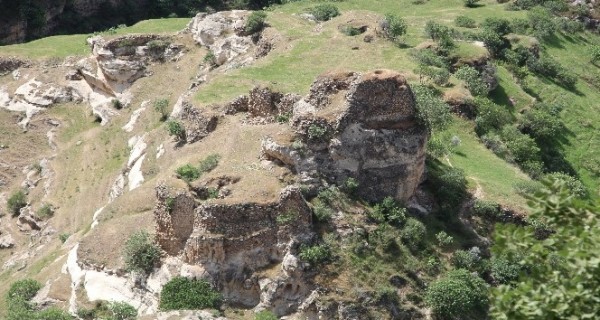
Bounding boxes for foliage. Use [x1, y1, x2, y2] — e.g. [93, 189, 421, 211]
[527, 55, 577, 89]
[59, 233, 70, 243]
[276, 210, 297, 225]
[412, 85, 452, 133]
[166, 120, 185, 141]
[312, 201, 333, 222]
[154, 98, 169, 121]
[425, 269, 489, 319]
[490, 252, 524, 285]
[543, 172, 587, 198]
[35, 308, 73, 320]
[198, 154, 221, 173]
[464, 0, 481, 8]
[37, 203, 54, 219]
[7, 190, 27, 217]
[342, 177, 359, 196]
[299, 243, 331, 265]
[481, 18, 512, 36]
[203, 52, 217, 66]
[518, 102, 564, 141]
[7, 279, 41, 302]
[435, 231, 454, 247]
[590, 45, 600, 64]
[455, 66, 488, 96]
[160, 277, 222, 310]
[451, 248, 483, 272]
[77, 301, 137, 320]
[474, 98, 512, 136]
[307, 124, 328, 140]
[454, 15, 476, 28]
[340, 25, 363, 36]
[400, 218, 426, 250]
[370, 197, 407, 226]
[123, 230, 161, 274]
[107, 301, 137, 320]
[411, 48, 449, 69]
[176, 164, 200, 182]
[491, 179, 600, 319]
[245, 11, 267, 34]
[111, 99, 123, 110]
[428, 164, 468, 211]
[307, 4, 340, 22]
[382, 14, 408, 43]
[472, 199, 500, 218]
[500, 125, 541, 165]
[255, 310, 278, 320]
[419, 65, 450, 86]
[527, 6, 557, 40]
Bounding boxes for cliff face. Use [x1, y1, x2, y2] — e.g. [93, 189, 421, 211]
[0, 0, 148, 44]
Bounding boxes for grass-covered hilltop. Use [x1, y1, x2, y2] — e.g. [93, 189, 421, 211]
[1, 0, 599, 319]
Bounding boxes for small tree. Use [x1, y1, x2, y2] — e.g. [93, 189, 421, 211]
[455, 66, 488, 96]
[245, 11, 267, 34]
[7, 190, 27, 217]
[425, 269, 489, 318]
[154, 98, 169, 121]
[166, 120, 185, 141]
[123, 231, 161, 274]
[382, 14, 408, 44]
[176, 164, 200, 182]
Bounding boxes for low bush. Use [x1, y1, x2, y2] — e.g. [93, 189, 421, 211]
[474, 98, 512, 136]
[111, 99, 123, 110]
[590, 45, 600, 64]
[245, 11, 267, 34]
[412, 85, 452, 133]
[166, 120, 185, 141]
[299, 243, 331, 265]
[500, 125, 541, 165]
[455, 66, 488, 96]
[464, 0, 481, 7]
[490, 253, 523, 284]
[198, 154, 221, 173]
[7, 190, 27, 217]
[425, 269, 489, 319]
[400, 218, 426, 250]
[370, 197, 407, 226]
[59, 233, 70, 243]
[340, 25, 363, 36]
[123, 230, 161, 274]
[255, 310, 278, 320]
[154, 98, 169, 121]
[342, 177, 359, 196]
[37, 203, 54, 219]
[429, 165, 468, 211]
[451, 248, 482, 271]
[544, 172, 587, 198]
[307, 4, 339, 21]
[313, 201, 333, 222]
[276, 210, 298, 225]
[527, 6, 557, 40]
[307, 124, 328, 140]
[472, 199, 500, 218]
[481, 17, 512, 36]
[518, 102, 564, 141]
[176, 164, 200, 182]
[160, 277, 222, 310]
[455, 15, 476, 28]
[435, 231, 454, 247]
[382, 14, 408, 43]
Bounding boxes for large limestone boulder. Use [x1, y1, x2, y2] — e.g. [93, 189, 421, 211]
[264, 70, 429, 203]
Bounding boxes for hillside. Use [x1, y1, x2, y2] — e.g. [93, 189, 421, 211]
[0, 0, 599, 319]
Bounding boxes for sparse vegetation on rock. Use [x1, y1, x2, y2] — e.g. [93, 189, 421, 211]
[123, 231, 161, 274]
[160, 277, 222, 310]
[7, 190, 27, 217]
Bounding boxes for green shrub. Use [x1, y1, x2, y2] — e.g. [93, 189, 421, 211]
[455, 66, 488, 96]
[382, 14, 408, 43]
[513, 180, 543, 196]
[481, 17, 512, 36]
[454, 15, 476, 28]
[307, 124, 328, 140]
[500, 125, 541, 164]
[7, 279, 41, 302]
[176, 164, 200, 182]
[166, 120, 185, 141]
[160, 277, 222, 310]
[474, 98, 512, 136]
[429, 166, 468, 211]
[451, 249, 482, 271]
[425, 269, 489, 318]
[255, 310, 278, 320]
[7, 190, 27, 217]
[342, 177, 359, 196]
[307, 4, 340, 21]
[198, 154, 221, 173]
[299, 244, 331, 265]
[59, 233, 70, 243]
[313, 202, 333, 222]
[154, 98, 169, 121]
[411, 48, 449, 69]
[111, 99, 123, 110]
[276, 210, 298, 225]
[107, 301, 137, 320]
[37, 203, 54, 219]
[435, 231, 454, 247]
[518, 103, 563, 141]
[35, 308, 74, 320]
[147, 39, 169, 52]
[424, 21, 449, 41]
[412, 85, 452, 133]
[123, 230, 161, 274]
[370, 197, 407, 226]
[490, 253, 523, 284]
[527, 6, 557, 40]
[203, 52, 217, 66]
[544, 172, 587, 198]
[245, 11, 267, 34]
[340, 25, 363, 36]
[590, 45, 600, 64]
[472, 199, 500, 218]
[464, 0, 481, 7]
[401, 218, 426, 250]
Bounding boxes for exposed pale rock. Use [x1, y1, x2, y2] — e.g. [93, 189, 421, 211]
[0, 233, 15, 249]
[122, 101, 148, 132]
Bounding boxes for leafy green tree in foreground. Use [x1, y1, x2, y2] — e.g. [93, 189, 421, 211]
[491, 178, 600, 319]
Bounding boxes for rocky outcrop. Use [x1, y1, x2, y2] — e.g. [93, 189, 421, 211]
[263, 70, 429, 203]
[0, 57, 29, 76]
[155, 184, 314, 314]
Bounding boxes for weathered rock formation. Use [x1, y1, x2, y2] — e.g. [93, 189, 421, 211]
[264, 70, 429, 203]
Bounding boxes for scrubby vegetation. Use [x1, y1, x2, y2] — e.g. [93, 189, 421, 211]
[6, 279, 72, 320]
[123, 231, 161, 274]
[160, 277, 222, 310]
[7, 190, 27, 217]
